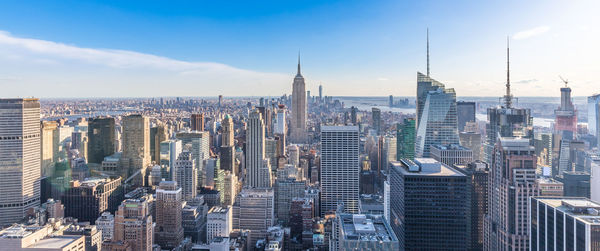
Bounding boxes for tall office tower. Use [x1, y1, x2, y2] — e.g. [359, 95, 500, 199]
[587, 94, 600, 136]
[320, 125, 360, 215]
[562, 171, 591, 198]
[275, 177, 306, 224]
[484, 41, 533, 164]
[460, 131, 482, 161]
[350, 106, 358, 125]
[530, 197, 600, 250]
[71, 131, 88, 159]
[415, 72, 459, 158]
[176, 130, 210, 188]
[371, 108, 382, 135]
[218, 95, 223, 108]
[246, 109, 272, 188]
[290, 198, 313, 236]
[61, 177, 123, 223]
[288, 144, 300, 167]
[41, 121, 58, 177]
[160, 139, 182, 178]
[534, 132, 554, 167]
[221, 114, 235, 147]
[389, 158, 471, 250]
[265, 137, 278, 170]
[155, 181, 184, 250]
[430, 144, 473, 166]
[389, 95, 394, 107]
[151, 122, 168, 163]
[0, 98, 41, 226]
[485, 137, 538, 250]
[457, 101, 476, 132]
[382, 135, 397, 173]
[290, 55, 307, 143]
[456, 161, 489, 251]
[87, 117, 116, 164]
[383, 179, 390, 220]
[330, 213, 399, 251]
[274, 105, 286, 135]
[120, 114, 150, 173]
[207, 206, 232, 242]
[554, 83, 577, 135]
[191, 113, 205, 131]
[96, 211, 115, 241]
[319, 84, 323, 101]
[221, 171, 238, 206]
[174, 151, 197, 201]
[220, 115, 237, 175]
[396, 118, 416, 160]
[113, 198, 153, 251]
[232, 188, 274, 247]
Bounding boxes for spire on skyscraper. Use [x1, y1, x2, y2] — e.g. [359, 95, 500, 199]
[296, 51, 302, 78]
[427, 28, 430, 77]
[504, 36, 513, 108]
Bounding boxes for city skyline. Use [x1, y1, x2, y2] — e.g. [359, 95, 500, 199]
[0, 0, 599, 98]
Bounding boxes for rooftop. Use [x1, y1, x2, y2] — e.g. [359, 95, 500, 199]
[27, 235, 83, 249]
[536, 197, 600, 224]
[393, 158, 465, 177]
[338, 214, 397, 243]
[431, 144, 470, 151]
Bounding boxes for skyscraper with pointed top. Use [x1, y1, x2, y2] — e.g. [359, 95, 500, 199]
[483, 38, 533, 164]
[291, 54, 307, 144]
[415, 30, 459, 157]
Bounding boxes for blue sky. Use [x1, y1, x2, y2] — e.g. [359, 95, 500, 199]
[0, 0, 598, 97]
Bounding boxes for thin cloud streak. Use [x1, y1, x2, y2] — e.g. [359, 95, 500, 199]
[513, 26, 550, 40]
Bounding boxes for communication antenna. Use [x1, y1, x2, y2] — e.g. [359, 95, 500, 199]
[559, 76, 568, 88]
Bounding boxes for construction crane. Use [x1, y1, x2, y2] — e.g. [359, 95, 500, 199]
[559, 75, 569, 87]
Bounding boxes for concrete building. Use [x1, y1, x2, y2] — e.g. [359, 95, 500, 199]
[0, 98, 41, 226]
[562, 171, 591, 198]
[155, 181, 184, 249]
[0, 224, 85, 251]
[275, 178, 306, 224]
[61, 177, 123, 223]
[536, 177, 564, 197]
[96, 211, 115, 241]
[207, 206, 232, 242]
[232, 188, 274, 247]
[554, 84, 577, 135]
[120, 114, 150, 177]
[174, 151, 198, 201]
[290, 56, 307, 143]
[87, 117, 116, 164]
[389, 158, 470, 250]
[320, 125, 360, 215]
[220, 114, 237, 175]
[330, 213, 399, 251]
[459, 131, 482, 161]
[159, 139, 182, 179]
[41, 121, 58, 177]
[246, 109, 272, 188]
[485, 137, 539, 250]
[456, 161, 488, 251]
[530, 197, 600, 250]
[113, 198, 153, 251]
[430, 144, 473, 166]
[190, 113, 204, 131]
[176, 130, 210, 188]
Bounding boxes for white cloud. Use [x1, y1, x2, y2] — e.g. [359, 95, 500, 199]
[0, 31, 291, 97]
[377, 77, 389, 81]
[513, 26, 550, 40]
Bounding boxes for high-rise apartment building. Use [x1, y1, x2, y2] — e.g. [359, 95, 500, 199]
[191, 113, 204, 131]
[389, 158, 471, 250]
[207, 206, 232, 242]
[0, 98, 42, 226]
[457, 101, 476, 132]
[290, 56, 307, 143]
[415, 72, 459, 158]
[232, 188, 274, 247]
[120, 114, 150, 173]
[88, 117, 116, 164]
[485, 137, 539, 250]
[246, 109, 272, 188]
[320, 125, 360, 215]
[61, 177, 123, 223]
[113, 198, 153, 251]
[155, 181, 184, 250]
[174, 151, 198, 200]
[530, 197, 600, 250]
[396, 118, 415, 160]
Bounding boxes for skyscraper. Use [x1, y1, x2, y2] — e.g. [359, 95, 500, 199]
[318, 84, 323, 102]
[389, 158, 471, 250]
[415, 72, 459, 158]
[190, 113, 205, 131]
[0, 98, 41, 226]
[120, 114, 150, 173]
[246, 109, 272, 188]
[457, 161, 489, 251]
[457, 101, 476, 132]
[232, 188, 274, 247]
[220, 114, 237, 176]
[371, 107, 381, 135]
[320, 125, 360, 215]
[207, 206, 232, 242]
[587, 94, 600, 136]
[555, 83, 577, 134]
[484, 137, 538, 250]
[174, 151, 198, 201]
[151, 121, 168, 163]
[396, 118, 416, 160]
[61, 177, 123, 223]
[176, 130, 210, 188]
[484, 40, 533, 164]
[113, 198, 153, 251]
[87, 117, 115, 164]
[155, 181, 184, 250]
[41, 121, 58, 177]
[291, 55, 307, 143]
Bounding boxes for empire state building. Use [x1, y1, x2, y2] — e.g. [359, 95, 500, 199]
[290, 55, 307, 143]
